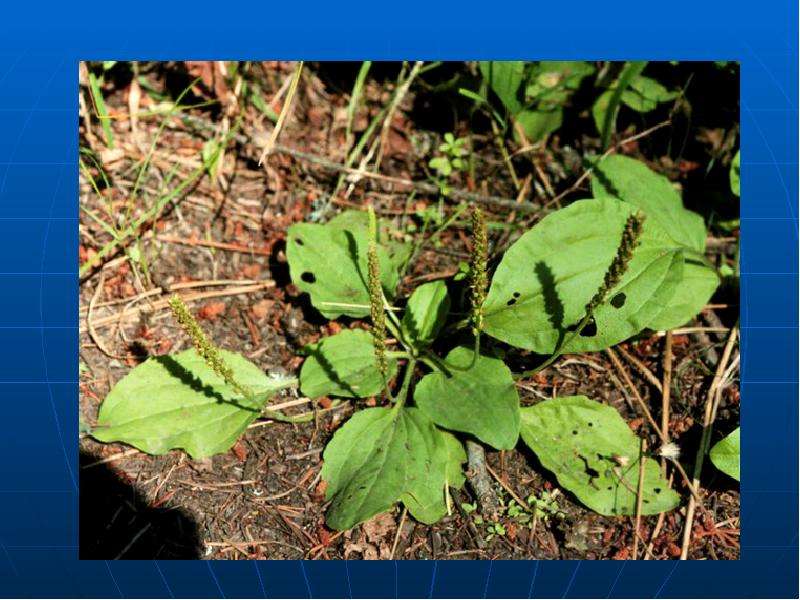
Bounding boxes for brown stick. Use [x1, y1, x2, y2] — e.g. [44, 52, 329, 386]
[661, 332, 673, 474]
[466, 440, 500, 520]
[606, 347, 700, 502]
[632, 437, 647, 559]
[617, 344, 663, 394]
[680, 324, 739, 560]
[156, 235, 273, 256]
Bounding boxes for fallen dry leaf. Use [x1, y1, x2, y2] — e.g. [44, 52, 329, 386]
[198, 301, 226, 321]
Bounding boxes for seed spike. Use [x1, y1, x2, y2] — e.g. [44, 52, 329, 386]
[168, 294, 252, 399]
[586, 212, 645, 313]
[469, 205, 489, 334]
[366, 206, 388, 380]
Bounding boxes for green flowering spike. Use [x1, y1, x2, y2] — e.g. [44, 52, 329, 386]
[168, 294, 253, 399]
[585, 212, 646, 314]
[367, 207, 388, 381]
[469, 205, 489, 334]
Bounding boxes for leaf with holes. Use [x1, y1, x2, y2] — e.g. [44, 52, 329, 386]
[520, 396, 680, 515]
[401, 428, 466, 524]
[710, 427, 740, 481]
[286, 218, 398, 319]
[300, 328, 397, 399]
[414, 347, 520, 450]
[482, 197, 683, 354]
[591, 154, 719, 329]
[401, 280, 450, 348]
[92, 349, 289, 459]
[321, 406, 459, 530]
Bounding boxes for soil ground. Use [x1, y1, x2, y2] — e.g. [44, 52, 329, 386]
[78, 61, 740, 560]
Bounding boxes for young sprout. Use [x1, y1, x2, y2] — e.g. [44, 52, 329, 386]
[169, 294, 252, 399]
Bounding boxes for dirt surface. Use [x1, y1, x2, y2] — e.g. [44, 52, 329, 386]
[78, 61, 740, 560]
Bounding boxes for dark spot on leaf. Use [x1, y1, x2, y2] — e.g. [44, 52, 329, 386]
[513, 292, 521, 298]
[587, 422, 594, 427]
[643, 499, 650, 504]
[610, 292, 626, 308]
[572, 430, 578, 435]
[295, 237, 304, 246]
[301, 271, 316, 283]
[579, 317, 597, 337]
[507, 298, 517, 306]
[607, 486, 613, 490]
[654, 487, 661, 494]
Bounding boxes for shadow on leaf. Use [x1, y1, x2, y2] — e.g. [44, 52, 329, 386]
[156, 355, 260, 413]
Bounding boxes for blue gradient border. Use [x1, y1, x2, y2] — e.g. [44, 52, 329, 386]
[0, 1, 796, 597]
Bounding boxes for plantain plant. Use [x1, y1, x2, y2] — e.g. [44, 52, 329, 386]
[90, 155, 720, 531]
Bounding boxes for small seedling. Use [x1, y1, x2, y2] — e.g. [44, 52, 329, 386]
[428, 132, 469, 195]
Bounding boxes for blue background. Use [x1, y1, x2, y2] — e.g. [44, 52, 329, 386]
[0, 0, 796, 597]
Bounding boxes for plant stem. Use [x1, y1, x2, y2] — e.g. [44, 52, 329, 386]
[514, 310, 594, 380]
[393, 359, 417, 410]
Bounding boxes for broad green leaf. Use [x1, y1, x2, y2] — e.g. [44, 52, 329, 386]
[647, 260, 720, 331]
[328, 209, 412, 275]
[479, 61, 526, 115]
[537, 61, 594, 92]
[730, 150, 740, 197]
[710, 427, 740, 481]
[414, 347, 520, 450]
[92, 349, 286, 459]
[520, 396, 680, 515]
[591, 154, 706, 252]
[401, 428, 467, 524]
[321, 406, 456, 530]
[590, 154, 718, 328]
[401, 280, 450, 348]
[300, 329, 397, 399]
[525, 61, 594, 108]
[286, 218, 398, 319]
[483, 197, 683, 354]
[515, 108, 563, 141]
[621, 75, 677, 113]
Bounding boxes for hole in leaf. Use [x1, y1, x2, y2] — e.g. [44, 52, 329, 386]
[513, 292, 521, 298]
[610, 292, 626, 308]
[507, 298, 517, 306]
[579, 317, 597, 337]
[294, 237, 304, 246]
[301, 271, 316, 284]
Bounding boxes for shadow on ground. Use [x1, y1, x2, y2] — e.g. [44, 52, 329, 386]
[79, 449, 201, 559]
